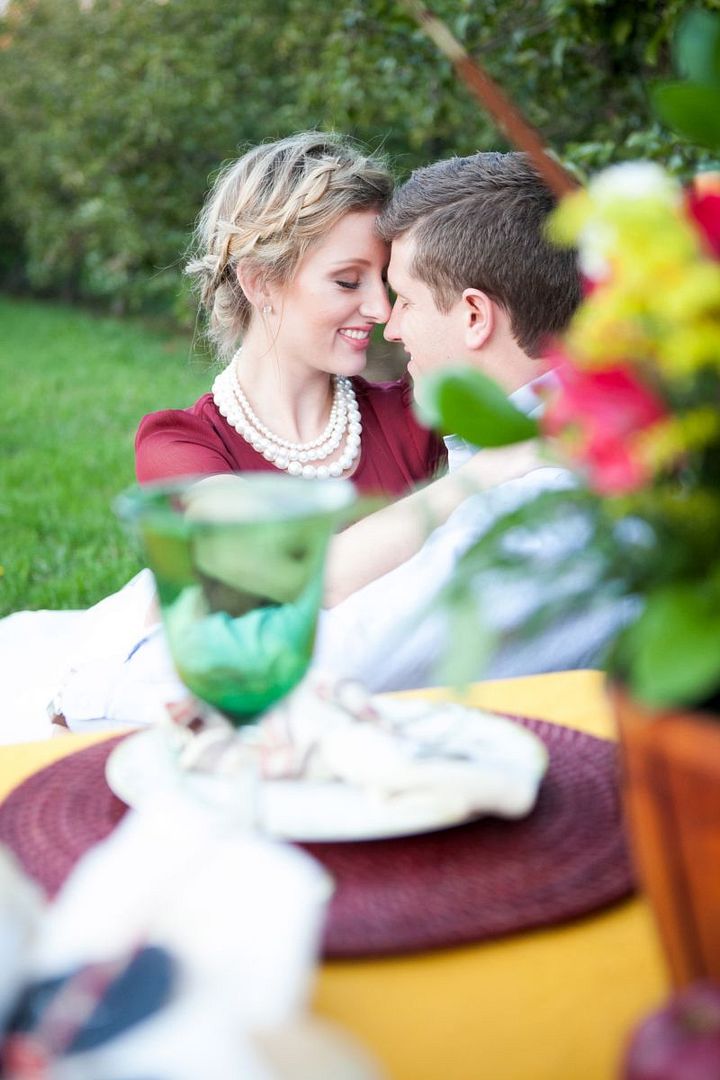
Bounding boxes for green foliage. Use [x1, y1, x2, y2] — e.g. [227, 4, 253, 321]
[651, 84, 720, 149]
[417, 367, 538, 446]
[1, 0, 718, 313]
[443, 473, 720, 708]
[0, 296, 209, 614]
[0, 0, 293, 313]
[437, 588, 495, 689]
[674, 7, 720, 85]
[435, 485, 625, 677]
[654, 8, 720, 149]
[621, 579, 720, 706]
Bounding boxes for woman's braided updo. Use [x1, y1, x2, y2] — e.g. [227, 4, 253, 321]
[185, 132, 393, 359]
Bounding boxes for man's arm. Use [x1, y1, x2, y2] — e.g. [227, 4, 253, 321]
[324, 440, 544, 608]
[315, 466, 574, 693]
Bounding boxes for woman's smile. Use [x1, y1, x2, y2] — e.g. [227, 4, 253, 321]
[338, 325, 373, 350]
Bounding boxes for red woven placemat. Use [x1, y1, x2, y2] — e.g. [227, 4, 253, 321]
[0, 716, 634, 957]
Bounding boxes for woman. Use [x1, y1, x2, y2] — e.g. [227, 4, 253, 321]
[30, 133, 445, 733]
[136, 132, 445, 493]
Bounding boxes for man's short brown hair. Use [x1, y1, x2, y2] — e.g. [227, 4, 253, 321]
[377, 152, 580, 356]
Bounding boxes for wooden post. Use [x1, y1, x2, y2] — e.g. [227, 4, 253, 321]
[399, 0, 578, 198]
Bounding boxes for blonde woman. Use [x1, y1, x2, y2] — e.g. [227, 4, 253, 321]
[136, 132, 445, 494]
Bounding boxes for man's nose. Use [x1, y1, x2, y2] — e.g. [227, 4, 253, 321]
[383, 301, 401, 342]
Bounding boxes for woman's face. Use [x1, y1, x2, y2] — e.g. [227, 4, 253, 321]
[268, 209, 392, 378]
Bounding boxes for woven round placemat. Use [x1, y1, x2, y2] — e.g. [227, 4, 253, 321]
[0, 716, 634, 958]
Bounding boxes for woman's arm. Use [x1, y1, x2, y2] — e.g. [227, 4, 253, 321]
[324, 440, 543, 607]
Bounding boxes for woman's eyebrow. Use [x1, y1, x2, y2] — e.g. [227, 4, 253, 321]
[327, 258, 372, 269]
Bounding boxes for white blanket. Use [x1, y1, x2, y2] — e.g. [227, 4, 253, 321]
[0, 570, 171, 744]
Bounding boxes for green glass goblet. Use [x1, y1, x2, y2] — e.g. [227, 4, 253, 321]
[116, 473, 355, 726]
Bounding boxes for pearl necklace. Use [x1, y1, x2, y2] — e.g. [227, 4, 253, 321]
[212, 359, 362, 479]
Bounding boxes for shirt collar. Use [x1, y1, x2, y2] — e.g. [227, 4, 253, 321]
[508, 369, 558, 417]
[443, 369, 558, 470]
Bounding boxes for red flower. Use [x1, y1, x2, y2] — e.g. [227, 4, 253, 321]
[543, 352, 668, 495]
[687, 174, 720, 259]
[580, 272, 600, 297]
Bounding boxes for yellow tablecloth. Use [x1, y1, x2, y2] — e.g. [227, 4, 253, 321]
[0, 671, 668, 1079]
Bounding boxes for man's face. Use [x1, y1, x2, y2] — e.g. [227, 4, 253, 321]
[383, 231, 467, 378]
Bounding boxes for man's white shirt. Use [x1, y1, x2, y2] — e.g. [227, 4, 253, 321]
[314, 376, 626, 692]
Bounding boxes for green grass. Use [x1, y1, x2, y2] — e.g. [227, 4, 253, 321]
[0, 297, 211, 615]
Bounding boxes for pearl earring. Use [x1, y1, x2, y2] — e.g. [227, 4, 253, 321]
[262, 303, 272, 316]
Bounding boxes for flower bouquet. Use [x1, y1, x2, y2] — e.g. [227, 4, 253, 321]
[422, 8, 720, 985]
[424, 7, 720, 709]
[437, 160, 720, 709]
[427, 158, 720, 986]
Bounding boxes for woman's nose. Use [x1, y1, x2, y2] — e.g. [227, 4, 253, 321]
[360, 281, 392, 324]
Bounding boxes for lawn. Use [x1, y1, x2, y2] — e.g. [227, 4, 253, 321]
[0, 297, 211, 616]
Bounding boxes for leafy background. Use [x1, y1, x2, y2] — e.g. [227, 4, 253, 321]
[1, 0, 718, 317]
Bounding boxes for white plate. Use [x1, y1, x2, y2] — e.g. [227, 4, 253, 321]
[106, 707, 547, 842]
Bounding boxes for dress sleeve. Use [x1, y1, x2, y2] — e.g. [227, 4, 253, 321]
[135, 408, 235, 483]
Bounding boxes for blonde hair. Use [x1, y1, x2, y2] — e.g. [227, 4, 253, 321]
[186, 132, 393, 359]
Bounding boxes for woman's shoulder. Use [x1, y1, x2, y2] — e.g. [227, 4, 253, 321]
[135, 393, 235, 482]
[138, 393, 218, 432]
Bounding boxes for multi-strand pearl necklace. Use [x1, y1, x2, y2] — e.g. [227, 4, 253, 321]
[212, 357, 362, 479]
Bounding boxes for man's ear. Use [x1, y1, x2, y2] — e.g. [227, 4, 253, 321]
[235, 264, 273, 311]
[461, 288, 494, 350]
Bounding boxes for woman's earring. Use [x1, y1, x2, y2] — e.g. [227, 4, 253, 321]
[262, 303, 273, 316]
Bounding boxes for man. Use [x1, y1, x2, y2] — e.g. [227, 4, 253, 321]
[315, 151, 623, 690]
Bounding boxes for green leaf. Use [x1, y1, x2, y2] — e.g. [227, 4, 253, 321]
[652, 82, 720, 150]
[626, 583, 720, 707]
[674, 9, 720, 88]
[436, 589, 496, 688]
[612, 17, 632, 48]
[414, 367, 538, 448]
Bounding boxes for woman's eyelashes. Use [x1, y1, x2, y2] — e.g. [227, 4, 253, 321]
[335, 275, 390, 294]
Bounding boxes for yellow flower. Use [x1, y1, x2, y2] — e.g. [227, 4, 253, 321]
[656, 322, 720, 377]
[566, 285, 658, 366]
[635, 407, 719, 471]
[662, 263, 720, 322]
[551, 164, 702, 289]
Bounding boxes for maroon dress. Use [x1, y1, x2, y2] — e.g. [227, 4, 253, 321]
[135, 376, 445, 496]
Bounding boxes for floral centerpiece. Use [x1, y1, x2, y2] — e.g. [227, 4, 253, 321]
[422, 10, 720, 986]
[427, 159, 720, 987]
[433, 160, 720, 711]
[548, 162, 720, 711]
[424, 3, 720, 711]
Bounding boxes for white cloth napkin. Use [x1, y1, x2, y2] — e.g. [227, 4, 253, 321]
[0, 847, 45, 1029]
[32, 790, 329, 1023]
[26, 789, 334, 1077]
[176, 674, 549, 824]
